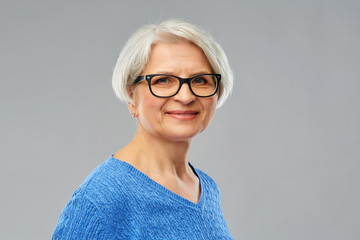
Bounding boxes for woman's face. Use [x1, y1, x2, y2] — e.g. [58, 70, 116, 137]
[129, 40, 218, 142]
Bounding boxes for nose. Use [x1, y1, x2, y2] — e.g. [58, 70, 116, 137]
[172, 83, 196, 104]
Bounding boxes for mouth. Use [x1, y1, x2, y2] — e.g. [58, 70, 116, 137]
[165, 110, 199, 120]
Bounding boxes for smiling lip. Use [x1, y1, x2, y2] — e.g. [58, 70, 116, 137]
[166, 110, 199, 120]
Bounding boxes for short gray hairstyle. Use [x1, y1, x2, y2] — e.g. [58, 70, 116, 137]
[112, 19, 233, 108]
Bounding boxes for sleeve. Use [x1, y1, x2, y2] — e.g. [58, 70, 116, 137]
[52, 194, 116, 240]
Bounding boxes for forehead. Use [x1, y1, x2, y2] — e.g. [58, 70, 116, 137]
[142, 40, 212, 75]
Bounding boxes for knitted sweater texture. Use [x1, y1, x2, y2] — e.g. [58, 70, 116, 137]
[52, 155, 233, 239]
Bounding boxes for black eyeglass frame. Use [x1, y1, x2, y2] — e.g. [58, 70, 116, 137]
[133, 73, 221, 98]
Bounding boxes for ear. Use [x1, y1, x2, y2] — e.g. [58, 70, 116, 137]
[127, 86, 138, 117]
[127, 85, 135, 100]
[127, 101, 137, 116]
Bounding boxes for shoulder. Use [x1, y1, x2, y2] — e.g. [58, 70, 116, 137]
[190, 164, 221, 198]
[57, 156, 137, 224]
[191, 164, 218, 186]
[52, 156, 133, 239]
[73, 156, 135, 205]
[52, 189, 118, 239]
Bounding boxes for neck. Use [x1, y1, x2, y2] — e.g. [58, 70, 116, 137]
[115, 125, 193, 178]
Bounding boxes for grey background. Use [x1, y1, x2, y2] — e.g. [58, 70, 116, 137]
[1, 0, 359, 239]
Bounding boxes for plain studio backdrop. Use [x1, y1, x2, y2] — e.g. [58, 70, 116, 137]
[1, 0, 359, 239]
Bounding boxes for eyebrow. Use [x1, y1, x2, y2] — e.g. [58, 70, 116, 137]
[152, 71, 213, 76]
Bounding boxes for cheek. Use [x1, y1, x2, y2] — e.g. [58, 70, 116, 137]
[202, 97, 218, 123]
[207, 96, 218, 114]
[137, 93, 166, 122]
[133, 86, 159, 112]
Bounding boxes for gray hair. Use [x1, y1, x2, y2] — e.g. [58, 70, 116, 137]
[112, 19, 233, 108]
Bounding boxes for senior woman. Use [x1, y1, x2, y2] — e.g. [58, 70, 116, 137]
[52, 19, 233, 239]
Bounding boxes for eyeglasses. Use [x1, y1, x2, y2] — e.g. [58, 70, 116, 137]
[133, 74, 221, 98]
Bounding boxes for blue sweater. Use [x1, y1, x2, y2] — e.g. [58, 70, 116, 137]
[52, 155, 233, 239]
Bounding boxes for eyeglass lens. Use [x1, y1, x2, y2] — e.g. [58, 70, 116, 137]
[149, 75, 218, 97]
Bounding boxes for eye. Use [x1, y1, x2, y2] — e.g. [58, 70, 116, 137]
[152, 77, 171, 85]
[192, 77, 208, 85]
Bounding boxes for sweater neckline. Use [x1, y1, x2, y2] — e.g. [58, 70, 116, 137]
[110, 155, 204, 210]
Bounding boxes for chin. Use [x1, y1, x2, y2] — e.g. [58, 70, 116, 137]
[164, 127, 205, 142]
[166, 135, 196, 142]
